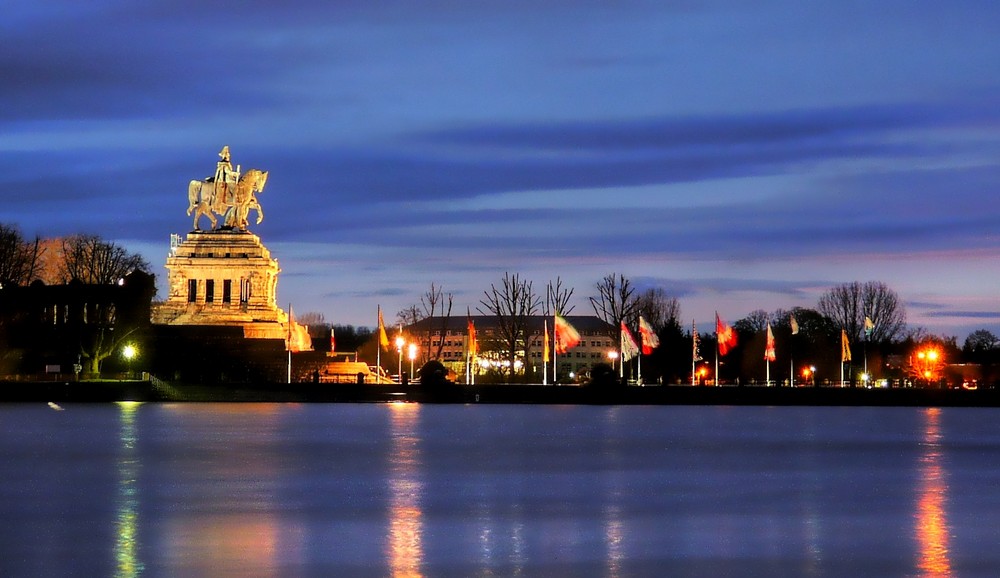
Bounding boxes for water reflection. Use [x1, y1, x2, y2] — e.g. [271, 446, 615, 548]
[387, 403, 424, 577]
[115, 401, 144, 578]
[603, 408, 625, 578]
[916, 407, 951, 576]
[159, 404, 287, 576]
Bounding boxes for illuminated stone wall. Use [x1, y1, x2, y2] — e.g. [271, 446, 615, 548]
[151, 231, 288, 339]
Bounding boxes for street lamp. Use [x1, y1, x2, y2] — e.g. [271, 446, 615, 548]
[916, 347, 942, 386]
[395, 335, 405, 382]
[607, 350, 619, 369]
[122, 344, 137, 379]
[408, 343, 418, 378]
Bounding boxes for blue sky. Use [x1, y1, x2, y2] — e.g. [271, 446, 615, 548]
[5, 1, 1000, 337]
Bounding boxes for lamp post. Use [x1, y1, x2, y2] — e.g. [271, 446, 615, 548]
[122, 344, 137, 380]
[803, 365, 816, 386]
[408, 343, 418, 378]
[917, 347, 941, 387]
[607, 350, 619, 371]
[395, 335, 405, 382]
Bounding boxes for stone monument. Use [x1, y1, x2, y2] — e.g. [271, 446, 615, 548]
[152, 147, 309, 348]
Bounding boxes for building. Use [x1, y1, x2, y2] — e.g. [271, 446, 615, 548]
[0, 271, 156, 376]
[403, 315, 616, 382]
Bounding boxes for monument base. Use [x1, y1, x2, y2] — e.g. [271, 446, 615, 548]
[152, 230, 301, 344]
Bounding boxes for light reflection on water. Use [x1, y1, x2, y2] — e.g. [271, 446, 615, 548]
[916, 407, 951, 577]
[3, 404, 1000, 576]
[115, 401, 143, 578]
[387, 403, 424, 578]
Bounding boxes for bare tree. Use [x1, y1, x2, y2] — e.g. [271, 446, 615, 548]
[478, 272, 541, 382]
[634, 287, 681, 332]
[0, 223, 43, 286]
[296, 311, 327, 327]
[544, 276, 575, 317]
[734, 309, 770, 334]
[58, 234, 150, 284]
[396, 304, 423, 327]
[420, 282, 453, 360]
[818, 281, 906, 343]
[590, 273, 639, 332]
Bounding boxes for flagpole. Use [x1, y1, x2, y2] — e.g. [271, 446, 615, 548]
[619, 329, 624, 380]
[376, 305, 382, 381]
[552, 312, 558, 384]
[692, 319, 697, 386]
[543, 319, 549, 386]
[287, 302, 292, 384]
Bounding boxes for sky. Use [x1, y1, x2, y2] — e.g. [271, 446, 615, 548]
[4, 1, 1000, 339]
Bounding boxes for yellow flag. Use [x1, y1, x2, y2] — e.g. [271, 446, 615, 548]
[378, 307, 389, 349]
[841, 329, 852, 362]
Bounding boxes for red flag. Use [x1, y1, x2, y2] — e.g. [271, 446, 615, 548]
[639, 316, 659, 355]
[716, 312, 737, 356]
[554, 315, 581, 354]
[330, 326, 336, 352]
[764, 324, 776, 362]
[621, 322, 640, 362]
[467, 311, 477, 357]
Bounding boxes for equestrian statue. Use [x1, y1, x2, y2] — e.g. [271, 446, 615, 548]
[187, 146, 269, 232]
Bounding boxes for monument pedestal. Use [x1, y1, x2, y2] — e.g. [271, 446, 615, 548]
[152, 230, 289, 340]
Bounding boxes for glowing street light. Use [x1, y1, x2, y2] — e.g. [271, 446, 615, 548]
[607, 350, 619, 370]
[802, 365, 816, 386]
[122, 344, 137, 379]
[408, 342, 418, 377]
[916, 347, 942, 386]
[395, 334, 405, 382]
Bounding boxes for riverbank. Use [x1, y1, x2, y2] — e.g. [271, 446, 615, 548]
[1, 379, 998, 406]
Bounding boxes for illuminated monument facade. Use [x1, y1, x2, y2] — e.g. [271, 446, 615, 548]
[152, 146, 307, 346]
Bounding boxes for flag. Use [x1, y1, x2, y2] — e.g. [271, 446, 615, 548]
[286, 305, 311, 352]
[330, 326, 336, 352]
[377, 306, 389, 349]
[716, 313, 737, 356]
[764, 323, 776, 362]
[841, 329, 852, 362]
[639, 316, 660, 355]
[790, 314, 799, 335]
[692, 320, 703, 362]
[554, 314, 581, 354]
[544, 320, 550, 362]
[467, 309, 477, 358]
[621, 322, 640, 362]
[864, 316, 874, 336]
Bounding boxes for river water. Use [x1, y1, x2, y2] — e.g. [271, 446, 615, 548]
[1, 402, 998, 577]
